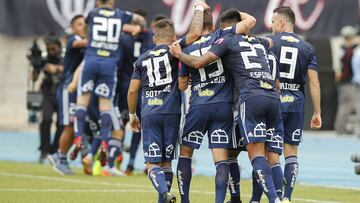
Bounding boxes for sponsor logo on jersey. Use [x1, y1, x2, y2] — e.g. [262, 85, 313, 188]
[260, 80, 273, 89]
[280, 36, 300, 43]
[280, 95, 295, 103]
[148, 98, 164, 106]
[198, 89, 214, 97]
[149, 49, 167, 56]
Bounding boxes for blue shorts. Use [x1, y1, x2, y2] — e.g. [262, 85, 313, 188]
[267, 110, 284, 154]
[79, 56, 117, 99]
[282, 112, 304, 145]
[142, 114, 180, 163]
[239, 96, 280, 147]
[57, 83, 76, 126]
[182, 103, 235, 149]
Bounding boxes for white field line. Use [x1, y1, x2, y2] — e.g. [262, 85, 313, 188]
[0, 172, 342, 203]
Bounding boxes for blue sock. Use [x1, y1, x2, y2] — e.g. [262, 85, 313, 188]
[228, 158, 241, 203]
[75, 106, 87, 137]
[251, 156, 278, 203]
[284, 156, 298, 201]
[148, 166, 168, 200]
[270, 162, 283, 199]
[215, 160, 229, 203]
[156, 167, 174, 203]
[250, 170, 263, 203]
[90, 136, 102, 156]
[100, 111, 113, 141]
[177, 157, 192, 203]
[108, 138, 122, 168]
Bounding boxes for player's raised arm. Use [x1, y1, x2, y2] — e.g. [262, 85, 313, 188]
[170, 41, 219, 69]
[183, 0, 210, 46]
[127, 79, 141, 132]
[235, 12, 257, 34]
[308, 69, 322, 129]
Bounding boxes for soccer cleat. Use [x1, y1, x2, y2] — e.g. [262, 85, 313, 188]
[70, 143, 83, 160]
[124, 165, 134, 176]
[92, 160, 103, 176]
[108, 167, 125, 176]
[82, 155, 93, 175]
[99, 147, 107, 167]
[47, 153, 58, 167]
[162, 192, 176, 203]
[351, 154, 360, 163]
[115, 154, 123, 169]
[282, 198, 291, 203]
[355, 165, 360, 175]
[53, 160, 74, 175]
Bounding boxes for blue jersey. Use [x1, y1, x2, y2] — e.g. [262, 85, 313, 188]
[210, 35, 279, 103]
[85, 7, 133, 61]
[63, 34, 85, 84]
[269, 32, 318, 112]
[179, 27, 236, 106]
[132, 44, 181, 117]
[117, 31, 154, 91]
[267, 51, 280, 81]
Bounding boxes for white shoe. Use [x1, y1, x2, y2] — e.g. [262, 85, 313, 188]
[108, 167, 125, 176]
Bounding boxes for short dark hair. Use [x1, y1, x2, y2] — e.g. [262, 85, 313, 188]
[99, 0, 108, 4]
[273, 6, 295, 25]
[219, 9, 241, 25]
[152, 14, 168, 24]
[70, 15, 84, 25]
[134, 9, 147, 18]
[45, 35, 62, 48]
[153, 19, 175, 40]
[203, 10, 213, 30]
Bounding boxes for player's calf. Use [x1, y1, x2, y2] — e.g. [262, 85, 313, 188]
[177, 146, 194, 203]
[228, 151, 242, 203]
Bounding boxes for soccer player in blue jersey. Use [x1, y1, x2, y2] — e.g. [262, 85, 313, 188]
[48, 15, 88, 175]
[116, 12, 165, 176]
[127, 3, 208, 201]
[72, 0, 145, 162]
[176, 9, 256, 203]
[269, 6, 322, 203]
[171, 31, 282, 203]
[249, 51, 285, 202]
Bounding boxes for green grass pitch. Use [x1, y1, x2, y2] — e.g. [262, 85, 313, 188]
[0, 161, 359, 203]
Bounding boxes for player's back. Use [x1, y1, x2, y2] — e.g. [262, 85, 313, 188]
[85, 7, 133, 61]
[132, 44, 181, 117]
[270, 32, 317, 112]
[211, 34, 279, 103]
[117, 31, 155, 90]
[63, 34, 85, 83]
[182, 28, 236, 106]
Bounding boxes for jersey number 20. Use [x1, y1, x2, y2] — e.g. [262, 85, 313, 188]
[93, 17, 121, 43]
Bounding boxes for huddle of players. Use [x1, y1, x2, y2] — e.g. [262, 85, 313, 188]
[49, 0, 322, 202]
[128, 2, 321, 203]
[49, 0, 161, 177]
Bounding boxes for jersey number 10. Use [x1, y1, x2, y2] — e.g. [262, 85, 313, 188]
[142, 54, 173, 87]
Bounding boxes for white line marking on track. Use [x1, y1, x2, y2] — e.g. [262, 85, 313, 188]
[0, 172, 342, 203]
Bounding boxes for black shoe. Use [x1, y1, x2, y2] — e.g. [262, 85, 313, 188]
[39, 152, 47, 164]
[351, 154, 360, 163]
[355, 165, 360, 175]
[70, 143, 83, 160]
[162, 192, 176, 203]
